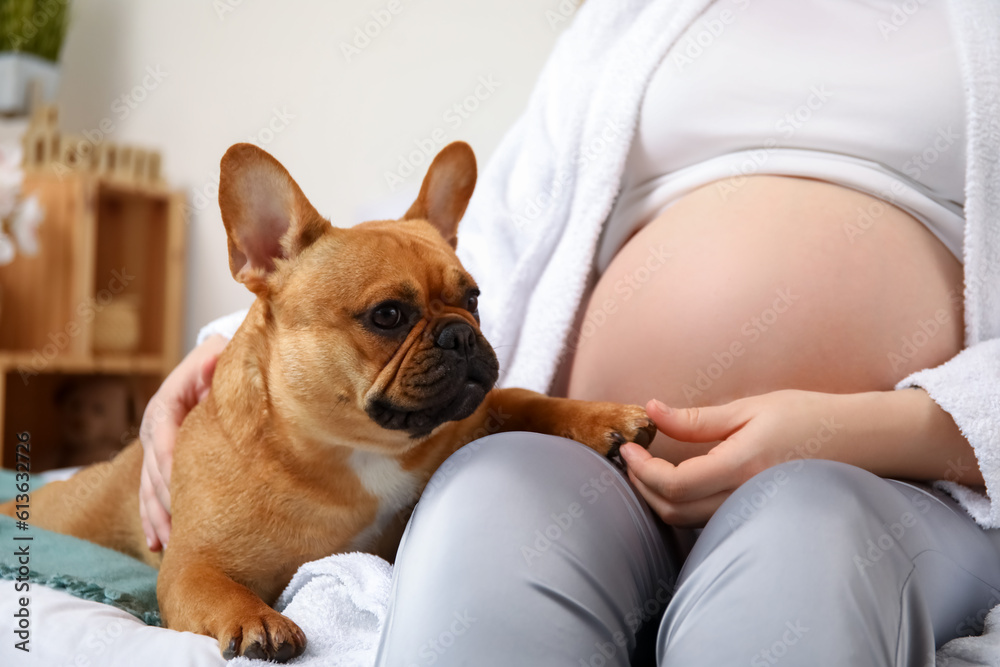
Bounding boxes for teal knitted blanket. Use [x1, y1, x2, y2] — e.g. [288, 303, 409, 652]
[0, 469, 161, 626]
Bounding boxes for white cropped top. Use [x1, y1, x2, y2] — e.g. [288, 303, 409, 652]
[597, 0, 967, 271]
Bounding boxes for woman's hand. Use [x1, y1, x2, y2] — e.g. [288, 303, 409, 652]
[619, 388, 982, 527]
[138, 334, 229, 551]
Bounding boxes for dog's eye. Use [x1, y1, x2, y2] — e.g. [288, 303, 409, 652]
[371, 305, 402, 329]
[466, 294, 478, 313]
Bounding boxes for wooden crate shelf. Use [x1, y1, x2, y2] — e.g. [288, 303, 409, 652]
[0, 167, 186, 470]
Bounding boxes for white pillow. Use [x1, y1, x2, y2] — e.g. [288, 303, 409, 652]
[0, 583, 225, 666]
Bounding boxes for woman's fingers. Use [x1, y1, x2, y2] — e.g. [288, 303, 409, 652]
[152, 426, 175, 499]
[196, 355, 219, 402]
[148, 444, 173, 513]
[195, 335, 227, 401]
[626, 465, 733, 527]
[646, 398, 749, 444]
[138, 481, 159, 551]
[620, 441, 741, 503]
[140, 465, 171, 549]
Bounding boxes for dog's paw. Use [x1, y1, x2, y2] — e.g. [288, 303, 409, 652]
[219, 608, 306, 662]
[561, 403, 657, 459]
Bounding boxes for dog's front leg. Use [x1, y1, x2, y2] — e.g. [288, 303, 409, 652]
[457, 387, 656, 458]
[157, 551, 306, 662]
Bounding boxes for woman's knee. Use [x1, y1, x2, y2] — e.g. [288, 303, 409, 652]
[401, 432, 677, 582]
[703, 459, 899, 555]
[409, 433, 634, 547]
[421, 431, 621, 505]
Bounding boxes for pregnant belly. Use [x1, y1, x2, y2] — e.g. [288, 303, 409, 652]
[560, 175, 964, 455]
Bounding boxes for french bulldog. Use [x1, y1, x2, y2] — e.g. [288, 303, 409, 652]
[2, 141, 655, 661]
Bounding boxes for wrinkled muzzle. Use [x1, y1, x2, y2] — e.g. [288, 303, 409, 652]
[365, 319, 499, 437]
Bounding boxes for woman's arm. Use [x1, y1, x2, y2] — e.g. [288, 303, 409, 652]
[844, 387, 982, 485]
[620, 386, 983, 527]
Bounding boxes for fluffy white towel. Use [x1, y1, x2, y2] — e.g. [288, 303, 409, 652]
[936, 605, 1000, 666]
[228, 553, 392, 667]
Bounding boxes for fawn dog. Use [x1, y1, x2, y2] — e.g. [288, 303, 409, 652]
[2, 141, 655, 661]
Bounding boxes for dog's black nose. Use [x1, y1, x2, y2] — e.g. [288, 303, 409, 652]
[435, 321, 476, 353]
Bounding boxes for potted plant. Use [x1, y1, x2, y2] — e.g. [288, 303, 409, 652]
[0, 0, 70, 116]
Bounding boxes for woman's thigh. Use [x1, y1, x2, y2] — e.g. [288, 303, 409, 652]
[375, 432, 689, 667]
[658, 460, 1000, 666]
[562, 175, 965, 460]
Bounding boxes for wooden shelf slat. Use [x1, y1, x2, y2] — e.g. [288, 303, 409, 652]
[0, 352, 167, 375]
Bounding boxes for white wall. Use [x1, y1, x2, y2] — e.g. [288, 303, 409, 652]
[54, 0, 573, 352]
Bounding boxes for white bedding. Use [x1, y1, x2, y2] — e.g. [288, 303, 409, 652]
[0, 582, 223, 666]
[4, 554, 1000, 666]
[0, 553, 391, 667]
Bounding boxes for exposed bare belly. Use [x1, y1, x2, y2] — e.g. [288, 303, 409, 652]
[558, 175, 965, 461]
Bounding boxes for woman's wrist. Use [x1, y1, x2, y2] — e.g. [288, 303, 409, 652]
[845, 388, 983, 486]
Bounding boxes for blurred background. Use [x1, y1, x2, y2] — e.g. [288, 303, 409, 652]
[0, 0, 574, 469]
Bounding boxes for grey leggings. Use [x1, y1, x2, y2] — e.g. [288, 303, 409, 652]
[374, 432, 1000, 666]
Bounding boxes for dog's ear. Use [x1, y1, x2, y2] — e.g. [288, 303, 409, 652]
[403, 141, 477, 248]
[218, 143, 329, 294]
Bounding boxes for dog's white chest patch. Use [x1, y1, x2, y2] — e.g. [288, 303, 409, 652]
[347, 450, 421, 551]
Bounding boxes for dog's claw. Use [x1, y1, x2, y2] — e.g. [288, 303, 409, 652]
[223, 638, 239, 660]
[244, 641, 266, 660]
[217, 611, 306, 662]
[275, 641, 297, 662]
[634, 419, 656, 448]
[607, 432, 625, 460]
